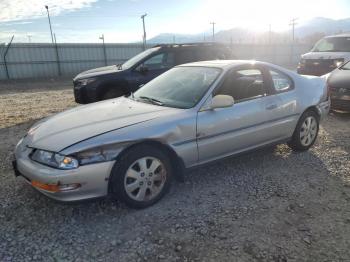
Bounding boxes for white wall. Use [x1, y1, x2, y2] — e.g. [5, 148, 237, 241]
[0, 43, 311, 80]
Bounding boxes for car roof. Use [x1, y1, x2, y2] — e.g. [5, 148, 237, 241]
[153, 42, 228, 50]
[178, 60, 261, 69]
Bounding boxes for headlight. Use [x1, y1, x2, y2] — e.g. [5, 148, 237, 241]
[78, 78, 96, 86]
[76, 144, 123, 165]
[334, 59, 344, 67]
[298, 59, 306, 68]
[31, 149, 79, 169]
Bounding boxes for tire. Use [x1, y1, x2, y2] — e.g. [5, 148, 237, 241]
[110, 145, 173, 209]
[101, 88, 125, 100]
[288, 110, 319, 151]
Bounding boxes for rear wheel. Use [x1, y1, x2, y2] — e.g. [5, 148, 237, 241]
[110, 145, 172, 209]
[288, 110, 319, 151]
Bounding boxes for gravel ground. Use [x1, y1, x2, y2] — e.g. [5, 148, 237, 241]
[0, 80, 350, 262]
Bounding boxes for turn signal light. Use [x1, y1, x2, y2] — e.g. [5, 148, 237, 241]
[31, 181, 81, 192]
[31, 181, 60, 192]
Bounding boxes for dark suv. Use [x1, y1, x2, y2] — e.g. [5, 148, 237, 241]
[73, 43, 234, 103]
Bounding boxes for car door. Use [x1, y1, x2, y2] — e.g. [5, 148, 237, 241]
[130, 52, 175, 90]
[196, 65, 273, 163]
[262, 68, 299, 140]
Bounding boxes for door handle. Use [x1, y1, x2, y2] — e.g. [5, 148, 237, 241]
[266, 104, 277, 110]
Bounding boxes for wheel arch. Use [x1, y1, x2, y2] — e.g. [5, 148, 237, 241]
[107, 140, 186, 194]
[98, 80, 130, 100]
[302, 105, 321, 120]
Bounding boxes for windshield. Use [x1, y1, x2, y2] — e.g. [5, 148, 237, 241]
[340, 61, 350, 70]
[122, 47, 160, 69]
[312, 37, 350, 52]
[133, 67, 222, 109]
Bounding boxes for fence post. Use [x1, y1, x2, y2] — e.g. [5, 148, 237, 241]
[54, 34, 61, 76]
[3, 35, 14, 80]
[102, 42, 107, 66]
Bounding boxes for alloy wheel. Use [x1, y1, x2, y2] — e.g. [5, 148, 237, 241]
[299, 116, 318, 147]
[124, 157, 167, 202]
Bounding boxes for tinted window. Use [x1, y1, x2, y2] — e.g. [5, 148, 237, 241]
[133, 67, 221, 109]
[122, 47, 160, 69]
[216, 69, 266, 102]
[141, 52, 175, 70]
[269, 70, 292, 92]
[176, 50, 197, 64]
[196, 48, 227, 60]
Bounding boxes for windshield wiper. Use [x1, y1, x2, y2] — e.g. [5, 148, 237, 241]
[138, 96, 164, 106]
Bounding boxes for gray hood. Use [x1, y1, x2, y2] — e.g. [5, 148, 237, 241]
[26, 97, 178, 152]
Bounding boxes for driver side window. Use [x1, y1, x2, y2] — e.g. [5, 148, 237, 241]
[215, 68, 266, 102]
[139, 53, 174, 71]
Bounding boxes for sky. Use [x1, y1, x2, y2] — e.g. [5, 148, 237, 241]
[1, 0, 350, 43]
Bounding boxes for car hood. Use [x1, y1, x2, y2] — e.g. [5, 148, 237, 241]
[73, 65, 121, 80]
[25, 97, 179, 152]
[302, 52, 350, 60]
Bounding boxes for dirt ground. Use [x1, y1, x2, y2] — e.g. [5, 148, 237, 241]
[0, 80, 350, 262]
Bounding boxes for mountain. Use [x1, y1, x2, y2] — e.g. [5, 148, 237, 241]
[148, 17, 350, 44]
[295, 17, 350, 37]
[147, 33, 205, 44]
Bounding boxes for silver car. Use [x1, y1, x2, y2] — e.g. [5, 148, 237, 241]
[13, 60, 330, 208]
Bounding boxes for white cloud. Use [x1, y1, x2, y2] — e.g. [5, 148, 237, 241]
[0, 0, 98, 22]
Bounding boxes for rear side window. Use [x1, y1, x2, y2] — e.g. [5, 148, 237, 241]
[269, 70, 293, 92]
[216, 69, 266, 102]
[176, 50, 197, 64]
[196, 48, 227, 60]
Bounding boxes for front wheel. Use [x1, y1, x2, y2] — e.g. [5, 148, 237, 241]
[110, 145, 172, 209]
[288, 110, 319, 151]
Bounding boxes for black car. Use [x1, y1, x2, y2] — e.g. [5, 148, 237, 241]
[328, 61, 350, 111]
[73, 43, 234, 104]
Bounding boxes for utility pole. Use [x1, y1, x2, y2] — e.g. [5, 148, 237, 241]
[289, 18, 298, 66]
[141, 13, 147, 50]
[27, 34, 32, 43]
[210, 22, 216, 42]
[173, 35, 176, 44]
[99, 34, 107, 66]
[45, 5, 55, 44]
[268, 24, 272, 44]
[289, 18, 298, 42]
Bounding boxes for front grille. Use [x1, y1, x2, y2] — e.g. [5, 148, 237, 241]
[331, 99, 350, 111]
[330, 87, 350, 95]
[300, 59, 336, 76]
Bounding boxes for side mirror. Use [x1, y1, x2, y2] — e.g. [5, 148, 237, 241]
[211, 95, 234, 109]
[138, 65, 149, 74]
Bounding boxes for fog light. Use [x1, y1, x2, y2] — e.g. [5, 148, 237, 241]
[58, 183, 81, 192]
